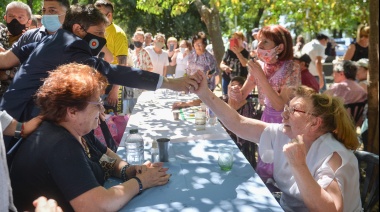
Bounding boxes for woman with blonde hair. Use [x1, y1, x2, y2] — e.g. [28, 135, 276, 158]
[194, 77, 361, 211]
[343, 24, 370, 61]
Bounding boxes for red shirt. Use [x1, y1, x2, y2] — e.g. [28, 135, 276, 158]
[301, 68, 319, 92]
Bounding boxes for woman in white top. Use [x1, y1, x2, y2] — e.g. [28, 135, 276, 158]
[171, 40, 192, 78]
[193, 69, 361, 212]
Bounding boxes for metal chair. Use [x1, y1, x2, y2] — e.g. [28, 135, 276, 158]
[344, 101, 367, 127]
[354, 150, 379, 211]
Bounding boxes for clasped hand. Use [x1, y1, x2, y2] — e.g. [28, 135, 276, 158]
[135, 161, 171, 189]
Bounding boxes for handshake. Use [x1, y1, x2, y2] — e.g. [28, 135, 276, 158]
[161, 70, 205, 94]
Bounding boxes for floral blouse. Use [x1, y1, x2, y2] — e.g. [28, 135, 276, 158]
[132, 48, 153, 70]
[187, 50, 220, 91]
[250, 60, 301, 108]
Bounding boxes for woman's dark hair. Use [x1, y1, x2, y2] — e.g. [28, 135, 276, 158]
[231, 76, 246, 87]
[192, 31, 208, 47]
[62, 4, 108, 32]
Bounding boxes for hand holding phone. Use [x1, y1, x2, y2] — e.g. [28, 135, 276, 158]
[169, 44, 174, 52]
[229, 38, 238, 49]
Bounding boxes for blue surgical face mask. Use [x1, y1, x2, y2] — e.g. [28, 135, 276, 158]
[41, 15, 62, 32]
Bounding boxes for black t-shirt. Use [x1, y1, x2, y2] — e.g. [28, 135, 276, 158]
[10, 121, 107, 212]
[222, 49, 250, 79]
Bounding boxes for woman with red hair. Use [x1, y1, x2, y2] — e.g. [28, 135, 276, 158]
[229, 25, 301, 183]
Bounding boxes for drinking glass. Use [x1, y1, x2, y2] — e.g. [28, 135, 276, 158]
[206, 107, 217, 126]
[218, 146, 233, 171]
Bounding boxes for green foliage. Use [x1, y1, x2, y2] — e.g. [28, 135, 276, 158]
[135, 0, 369, 39]
[0, 0, 369, 40]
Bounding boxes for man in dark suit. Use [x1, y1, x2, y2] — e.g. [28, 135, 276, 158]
[0, 4, 200, 124]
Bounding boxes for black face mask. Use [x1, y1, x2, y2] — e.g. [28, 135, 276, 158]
[6, 19, 26, 36]
[82, 32, 107, 56]
[134, 41, 143, 48]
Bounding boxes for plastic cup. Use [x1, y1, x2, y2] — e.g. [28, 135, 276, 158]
[172, 110, 180, 120]
[206, 107, 217, 126]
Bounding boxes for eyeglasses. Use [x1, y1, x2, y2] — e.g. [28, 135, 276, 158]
[87, 98, 104, 109]
[283, 104, 315, 116]
[194, 43, 204, 47]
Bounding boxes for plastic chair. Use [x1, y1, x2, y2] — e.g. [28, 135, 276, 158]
[344, 101, 367, 127]
[354, 150, 379, 211]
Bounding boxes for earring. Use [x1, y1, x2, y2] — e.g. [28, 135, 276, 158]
[276, 54, 279, 59]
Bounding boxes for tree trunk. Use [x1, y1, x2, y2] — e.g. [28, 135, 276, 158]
[367, 0, 379, 154]
[193, 0, 224, 69]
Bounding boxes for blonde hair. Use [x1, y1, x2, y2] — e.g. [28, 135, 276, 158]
[233, 31, 245, 41]
[167, 37, 177, 43]
[294, 86, 359, 150]
[134, 29, 144, 38]
[154, 33, 165, 40]
[357, 24, 370, 39]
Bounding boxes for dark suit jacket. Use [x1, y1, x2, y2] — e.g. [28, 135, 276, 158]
[0, 29, 160, 122]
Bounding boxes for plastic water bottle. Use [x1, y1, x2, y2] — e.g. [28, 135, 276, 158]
[124, 129, 144, 165]
[150, 140, 159, 163]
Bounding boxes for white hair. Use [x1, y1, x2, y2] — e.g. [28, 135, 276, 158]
[6, 2, 32, 19]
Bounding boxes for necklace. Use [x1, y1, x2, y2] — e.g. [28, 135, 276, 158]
[81, 137, 91, 159]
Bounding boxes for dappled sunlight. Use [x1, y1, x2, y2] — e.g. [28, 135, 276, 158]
[108, 91, 283, 211]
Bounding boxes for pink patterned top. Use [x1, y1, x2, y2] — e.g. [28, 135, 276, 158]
[252, 60, 301, 109]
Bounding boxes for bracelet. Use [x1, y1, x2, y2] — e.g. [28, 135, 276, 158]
[14, 122, 23, 139]
[131, 176, 143, 195]
[120, 164, 130, 181]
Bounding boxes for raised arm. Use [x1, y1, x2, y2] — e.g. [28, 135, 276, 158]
[193, 71, 268, 143]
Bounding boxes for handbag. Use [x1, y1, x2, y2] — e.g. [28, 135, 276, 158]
[98, 119, 118, 152]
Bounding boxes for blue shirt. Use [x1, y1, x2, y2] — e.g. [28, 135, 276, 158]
[0, 29, 160, 122]
[11, 27, 49, 56]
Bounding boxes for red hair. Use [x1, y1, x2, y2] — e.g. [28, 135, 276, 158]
[258, 25, 293, 61]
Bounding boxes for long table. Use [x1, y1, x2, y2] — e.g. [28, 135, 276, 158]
[104, 90, 283, 211]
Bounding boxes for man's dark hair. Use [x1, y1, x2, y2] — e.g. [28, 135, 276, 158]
[294, 54, 311, 66]
[231, 76, 246, 87]
[316, 33, 328, 40]
[94, 0, 114, 13]
[44, 0, 70, 11]
[343, 60, 357, 80]
[62, 4, 108, 32]
[57, 0, 70, 10]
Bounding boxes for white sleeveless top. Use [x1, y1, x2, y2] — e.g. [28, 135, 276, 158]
[259, 124, 362, 212]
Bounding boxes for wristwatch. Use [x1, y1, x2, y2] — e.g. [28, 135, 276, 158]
[5, 70, 11, 76]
